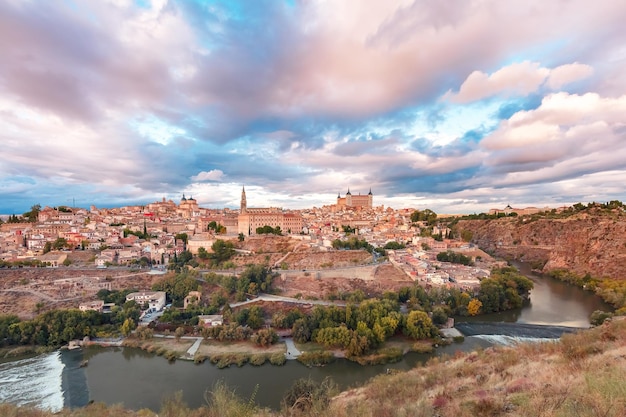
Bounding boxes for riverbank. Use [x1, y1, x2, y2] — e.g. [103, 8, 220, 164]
[0, 345, 55, 360]
[120, 335, 288, 367]
[3, 317, 625, 417]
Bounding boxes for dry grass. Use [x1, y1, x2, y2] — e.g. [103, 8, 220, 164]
[328, 317, 626, 417]
[195, 340, 285, 356]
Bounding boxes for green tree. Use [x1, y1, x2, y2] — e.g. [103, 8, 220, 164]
[52, 238, 69, 250]
[175, 233, 188, 244]
[292, 318, 311, 343]
[251, 328, 278, 346]
[43, 242, 52, 254]
[23, 204, 41, 223]
[152, 272, 199, 307]
[404, 310, 436, 340]
[120, 318, 135, 336]
[431, 306, 449, 326]
[211, 239, 235, 265]
[410, 209, 437, 224]
[383, 241, 406, 250]
[197, 247, 210, 260]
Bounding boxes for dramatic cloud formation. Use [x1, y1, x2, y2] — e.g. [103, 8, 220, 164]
[1, 0, 625, 214]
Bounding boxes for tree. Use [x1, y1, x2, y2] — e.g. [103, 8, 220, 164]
[52, 238, 69, 251]
[211, 239, 235, 265]
[175, 326, 185, 342]
[120, 318, 135, 336]
[383, 241, 406, 250]
[251, 328, 278, 347]
[292, 318, 311, 343]
[43, 242, 52, 254]
[460, 230, 474, 242]
[238, 233, 245, 242]
[404, 310, 437, 340]
[410, 209, 437, 224]
[152, 272, 199, 307]
[23, 204, 41, 223]
[197, 247, 210, 260]
[431, 306, 448, 326]
[175, 233, 188, 244]
[467, 298, 482, 316]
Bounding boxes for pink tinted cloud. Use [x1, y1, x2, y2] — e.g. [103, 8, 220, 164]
[479, 92, 626, 183]
[243, 0, 618, 120]
[446, 62, 593, 103]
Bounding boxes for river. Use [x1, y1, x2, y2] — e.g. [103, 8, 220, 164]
[0, 265, 613, 412]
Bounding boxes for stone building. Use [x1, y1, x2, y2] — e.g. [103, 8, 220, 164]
[336, 188, 373, 210]
[237, 187, 303, 235]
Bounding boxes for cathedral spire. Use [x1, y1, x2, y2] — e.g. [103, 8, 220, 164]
[240, 186, 247, 214]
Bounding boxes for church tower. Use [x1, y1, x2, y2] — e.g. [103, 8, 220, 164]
[240, 186, 247, 214]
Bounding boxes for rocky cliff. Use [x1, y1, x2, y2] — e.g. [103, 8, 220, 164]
[455, 209, 626, 280]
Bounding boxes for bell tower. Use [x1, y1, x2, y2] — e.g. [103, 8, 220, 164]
[240, 186, 247, 214]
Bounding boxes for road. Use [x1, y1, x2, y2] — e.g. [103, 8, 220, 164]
[229, 293, 346, 308]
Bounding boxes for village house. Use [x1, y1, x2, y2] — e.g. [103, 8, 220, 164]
[125, 291, 166, 311]
[198, 314, 224, 327]
[79, 300, 104, 312]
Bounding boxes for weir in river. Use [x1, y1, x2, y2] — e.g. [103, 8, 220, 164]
[455, 321, 583, 338]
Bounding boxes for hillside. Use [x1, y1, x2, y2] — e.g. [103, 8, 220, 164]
[454, 209, 626, 280]
[3, 318, 626, 417]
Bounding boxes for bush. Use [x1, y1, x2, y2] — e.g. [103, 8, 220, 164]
[249, 354, 267, 366]
[590, 310, 614, 326]
[281, 377, 336, 414]
[270, 352, 287, 366]
[296, 351, 335, 367]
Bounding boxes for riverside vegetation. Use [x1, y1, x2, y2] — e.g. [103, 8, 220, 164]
[1, 266, 533, 364]
[3, 317, 625, 417]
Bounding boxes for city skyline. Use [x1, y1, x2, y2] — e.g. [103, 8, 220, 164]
[2, 1, 626, 214]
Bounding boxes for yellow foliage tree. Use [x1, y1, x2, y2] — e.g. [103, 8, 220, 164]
[467, 298, 482, 316]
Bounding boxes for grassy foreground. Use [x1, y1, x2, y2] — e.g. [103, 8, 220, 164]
[3, 318, 626, 417]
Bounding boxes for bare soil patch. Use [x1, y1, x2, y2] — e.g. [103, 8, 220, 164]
[0, 267, 158, 318]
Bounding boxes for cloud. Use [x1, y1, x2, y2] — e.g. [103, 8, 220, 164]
[1, 0, 626, 214]
[446, 62, 594, 103]
[191, 170, 225, 182]
[478, 92, 626, 187]
[546, 63, 594, 89]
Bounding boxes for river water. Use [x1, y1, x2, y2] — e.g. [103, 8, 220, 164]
[0, 265, 613, 412]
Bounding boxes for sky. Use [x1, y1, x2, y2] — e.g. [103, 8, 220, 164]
[2, 0, 626, 215]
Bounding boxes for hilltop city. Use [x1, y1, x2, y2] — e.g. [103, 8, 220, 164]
[0, 188, 556, 287]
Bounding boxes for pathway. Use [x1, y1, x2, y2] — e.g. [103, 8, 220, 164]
[185, 337, 203, 358]
[283, 337, 301, 359]
[230, 293, 346, 309]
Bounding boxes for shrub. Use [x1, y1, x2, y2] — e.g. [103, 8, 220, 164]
[269, 352, 287, 366]
[249, 354, 267, 366]
[590, 310, 614, 326]
[297, 351, 335, 367]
